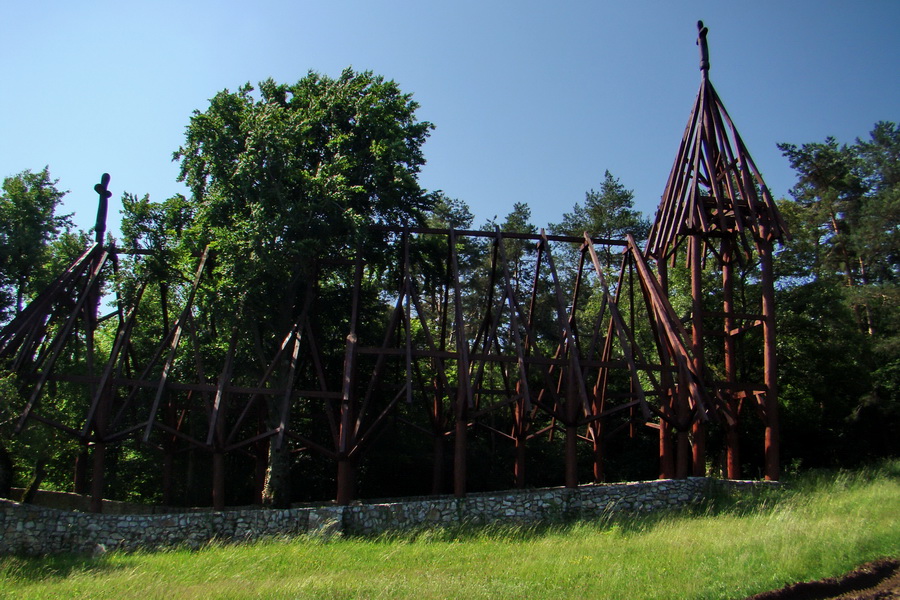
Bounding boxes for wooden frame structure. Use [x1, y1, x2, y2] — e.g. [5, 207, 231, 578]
[646, 21, 788, 481]
[0, 22, 786, 511]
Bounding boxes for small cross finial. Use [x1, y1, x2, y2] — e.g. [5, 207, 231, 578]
[697, 20, 710, 73]
[94, 173, 111, 245]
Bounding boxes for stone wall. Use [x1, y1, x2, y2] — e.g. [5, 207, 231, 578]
[0, 478, 779, 555]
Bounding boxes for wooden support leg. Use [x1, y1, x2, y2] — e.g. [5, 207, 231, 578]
[254, 442, 268, 505]
[453, 418, 467, 498]
[675, 384, 691, 479]
[337, 457, 356, 505]
[760, 241, 780, 481]
[592, 423, 604, 483]
[513, 394, 526, 488]
[689, 235, 706, 477]
[515, 436, 526, 488]
[722, 240, 739, 480]
[660, 417, 674, 479]
[676, 430, 691, 479]
[565, 424, 578, 488]
[692, 420, 707, 477]
[162, 452, 174, 506]
[89, 442, 105, 513]
[74, 449, 90, 495]
[212, 452, 225, 510]
[432, 435, 445, 495]
[726, 418, 741, 479]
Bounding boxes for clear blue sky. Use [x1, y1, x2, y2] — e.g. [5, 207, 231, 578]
[2, 1, 898, 236]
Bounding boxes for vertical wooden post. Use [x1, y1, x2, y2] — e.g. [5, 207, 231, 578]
[89, 441, 105, 513]
[690, 236, 706, 476]
[760, 238, 780, 481]
[660, 404, 675, 479]
[212, 452, 225, 510]
[336, 458, 356, 506]
[74, 448, 90, 495]
[450, 231, 470, 499]
[336, 255, 363, 505]
[253, 418, 268, 505]
[656, 259, 675, 479]
[88, 271, 105, 514]
[87, 326, 105, 512]
[591, 416, 604, 483]
[453, 398, 467, 498]
[513, 381, 526, 488]
[336, 332, 358, 506]
[431, 433, 445, 495]
[162, 453, 174, 506]
[722, 238, 741, 479]
[564, 354, 579, 489]
[675, 383, 691, 479]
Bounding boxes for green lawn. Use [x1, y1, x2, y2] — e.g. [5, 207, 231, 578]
[2, 463, 898, 600]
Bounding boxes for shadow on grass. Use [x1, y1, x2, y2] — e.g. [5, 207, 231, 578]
[354, 503, 730, 546]
[0, 551, 127, 585]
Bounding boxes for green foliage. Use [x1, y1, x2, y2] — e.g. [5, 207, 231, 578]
[778, 122, 899, 318]
[550, 170, 650, 243]
[549, 169, 649, 281]
[0, 168, 88, 496]
[775, 121, 900, 466]
[0, 168, 72, 322]
[0, 368, 84, 496]
[98, 69, 438, 506]
[425, 192, 474, 230]
[479, 201, 538, 291]
[161, 68, 437, 380]
[174, 69, 434, 282]
[549, 170, 649, 323]
[776, 281, 873, 466]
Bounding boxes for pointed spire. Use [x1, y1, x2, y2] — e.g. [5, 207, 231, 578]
[646, 22, 789, 264]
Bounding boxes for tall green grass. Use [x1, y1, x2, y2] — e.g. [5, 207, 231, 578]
[2, 462, 898, 600]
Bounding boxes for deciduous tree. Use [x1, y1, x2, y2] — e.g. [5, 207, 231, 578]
[0, 168, 71, 321]
[165, 69, 435, 506]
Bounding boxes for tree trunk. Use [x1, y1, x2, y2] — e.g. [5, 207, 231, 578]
[262, 435, 293, 508]
[261, 275, 307, 507]
[22, 459, 47, 504]
[73, 449, 90, 494]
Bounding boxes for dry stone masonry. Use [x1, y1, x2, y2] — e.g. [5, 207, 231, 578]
[1, 478, 778, 555]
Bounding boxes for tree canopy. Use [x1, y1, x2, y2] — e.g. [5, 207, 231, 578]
[549, 170, 650, 243]
[0, 168, 72, 322]
[174, 69, 434, 279]
[776, 121, 900, 464]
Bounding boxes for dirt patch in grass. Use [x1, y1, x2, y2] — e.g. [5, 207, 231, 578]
[744, 559, 900, 600]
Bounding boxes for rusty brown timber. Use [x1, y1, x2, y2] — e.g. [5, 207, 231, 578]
[0, 21, 787, 510]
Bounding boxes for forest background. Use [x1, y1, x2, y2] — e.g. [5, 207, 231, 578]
[0, 66, 897, 505]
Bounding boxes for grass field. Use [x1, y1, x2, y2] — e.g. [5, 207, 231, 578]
[1, 462, 898, 599]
